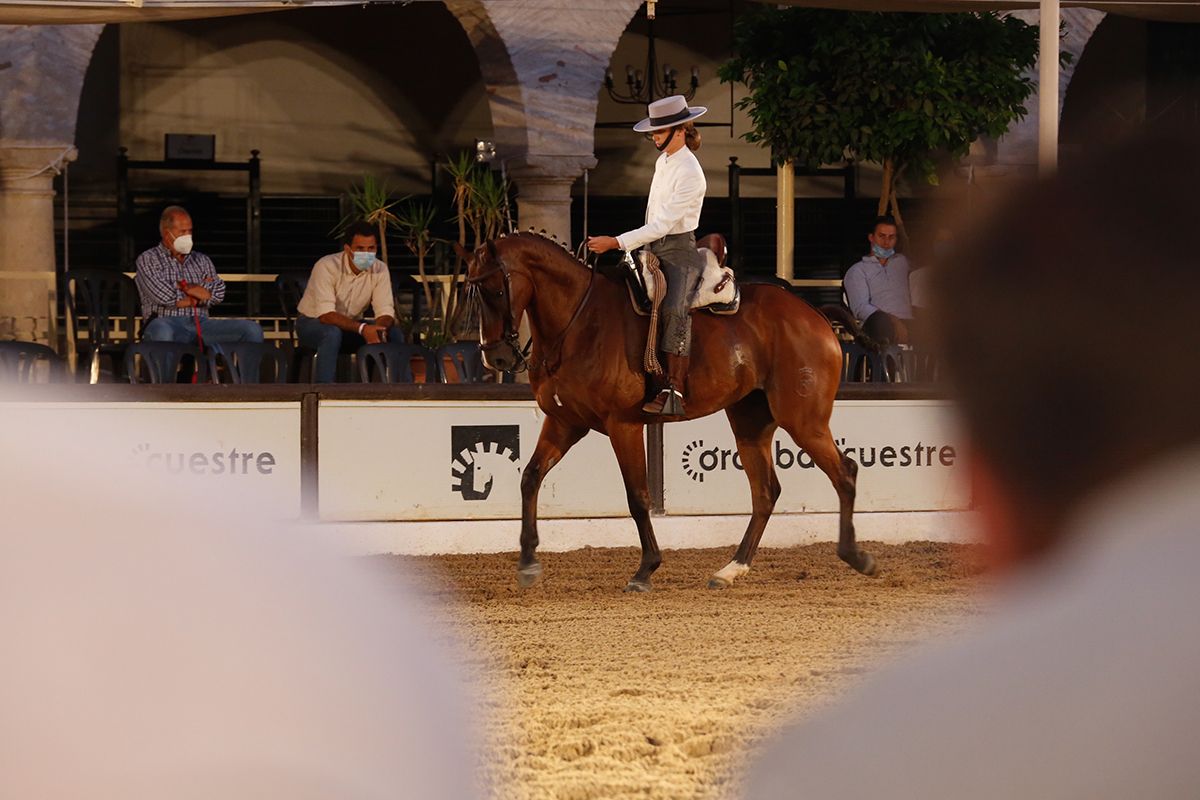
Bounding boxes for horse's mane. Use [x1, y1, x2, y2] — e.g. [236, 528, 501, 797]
[495, 229, 591, 271]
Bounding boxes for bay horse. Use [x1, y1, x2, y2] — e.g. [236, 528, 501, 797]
[458, 232, 876, 591]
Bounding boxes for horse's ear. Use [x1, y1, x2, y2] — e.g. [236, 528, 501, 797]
[486, 239, 499, 261]
[453, 242, 470, 262]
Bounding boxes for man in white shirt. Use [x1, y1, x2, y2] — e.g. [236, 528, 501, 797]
[745, 131, 1200, 799]
[295, 221, 402, 382]
[588, 94, 708, 416]
[842, 216, 915, 345]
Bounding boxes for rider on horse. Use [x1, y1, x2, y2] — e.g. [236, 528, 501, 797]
[588, 95, 708, 416]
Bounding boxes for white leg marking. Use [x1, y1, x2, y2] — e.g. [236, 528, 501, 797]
[713, 560, 750, 584]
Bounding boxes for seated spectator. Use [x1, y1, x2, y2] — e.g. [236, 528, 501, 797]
[135, 206, 264, 345]
[843, 216, 915, 346]
[296, 221, 405, 383]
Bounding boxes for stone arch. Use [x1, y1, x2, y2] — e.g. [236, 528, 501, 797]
[992, 9, 1106, 169]
[0, 23, 103, 145]
[445, 0, 644, 238]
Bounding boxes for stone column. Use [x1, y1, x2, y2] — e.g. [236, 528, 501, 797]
[509, 155, 595, 242]
[0, 24, 102, 348]
[0, 143, 76, 345]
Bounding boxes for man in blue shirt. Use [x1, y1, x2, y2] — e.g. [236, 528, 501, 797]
[134, 206, 264, 345]
[843, 217, 914, 346]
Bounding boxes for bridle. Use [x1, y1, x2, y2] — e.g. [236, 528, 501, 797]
[465, 244, 596, 377]
[465, 257, 532, 373]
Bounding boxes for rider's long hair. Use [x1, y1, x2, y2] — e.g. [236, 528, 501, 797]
[683, 122, 701, 151]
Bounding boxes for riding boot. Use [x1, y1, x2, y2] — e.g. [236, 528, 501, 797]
[642, 354, 689, 415]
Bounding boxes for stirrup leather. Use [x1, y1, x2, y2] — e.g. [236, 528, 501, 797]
[643, 387, 685, 416]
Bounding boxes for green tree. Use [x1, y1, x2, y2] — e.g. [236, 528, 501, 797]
[720, 8, 1049, 236]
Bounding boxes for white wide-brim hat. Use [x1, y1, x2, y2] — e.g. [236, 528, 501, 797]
[633, 95, 707, 133]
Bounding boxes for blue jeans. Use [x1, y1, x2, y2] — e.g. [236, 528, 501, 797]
[295, 316, 406, 382]
[144, 316, 264, 345]
[296, 316, 360, 383]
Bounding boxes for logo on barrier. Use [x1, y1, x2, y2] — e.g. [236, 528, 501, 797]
[129, 442, 277, 476]
[681, 439, 708, 482]
[679, 437, 958, 482]
[451, 425, 520, 501]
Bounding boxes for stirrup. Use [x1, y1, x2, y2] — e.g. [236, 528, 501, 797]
[643, 387, 684, 416]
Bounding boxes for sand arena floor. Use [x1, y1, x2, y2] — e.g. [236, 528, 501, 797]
[391, 541, 989, 800]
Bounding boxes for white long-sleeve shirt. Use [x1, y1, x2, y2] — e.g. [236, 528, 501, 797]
[616, 146, 707, 252]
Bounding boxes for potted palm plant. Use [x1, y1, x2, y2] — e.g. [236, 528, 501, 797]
[333, 176, 405, 263]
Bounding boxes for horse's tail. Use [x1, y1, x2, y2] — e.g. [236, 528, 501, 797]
[818, 305, 881, 352]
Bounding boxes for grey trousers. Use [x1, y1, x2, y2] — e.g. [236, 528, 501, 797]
[648, 231, 704, 356]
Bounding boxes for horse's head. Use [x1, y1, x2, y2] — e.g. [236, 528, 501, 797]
[458, 238, 532, 373]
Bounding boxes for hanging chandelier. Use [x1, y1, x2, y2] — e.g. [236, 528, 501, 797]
[604, 1, 699, 106]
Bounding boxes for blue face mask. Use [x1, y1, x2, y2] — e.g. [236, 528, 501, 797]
[871, 243, 895, 260]
[351, 251, 376, 271]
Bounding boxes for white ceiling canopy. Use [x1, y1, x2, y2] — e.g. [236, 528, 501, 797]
[760, 1, 1200, 22]
[5, 0, 1200, 25]
[0, 1, 433, 26]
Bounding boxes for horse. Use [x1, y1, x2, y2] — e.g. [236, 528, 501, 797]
[458, 232, 876, 592]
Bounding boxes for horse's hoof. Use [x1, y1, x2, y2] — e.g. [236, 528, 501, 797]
[516, 563, 543, 588]
[856, 552, 878, 577]
[707, 576, 732, 590]
[623, 579, 652, 593]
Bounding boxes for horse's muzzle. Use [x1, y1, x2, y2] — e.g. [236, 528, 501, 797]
[480, 339, 521, 372]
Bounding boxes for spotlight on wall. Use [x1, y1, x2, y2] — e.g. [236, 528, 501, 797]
[474, 140, 497, 164]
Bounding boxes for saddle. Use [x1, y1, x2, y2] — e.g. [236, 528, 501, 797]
[624, 233, 741, 318]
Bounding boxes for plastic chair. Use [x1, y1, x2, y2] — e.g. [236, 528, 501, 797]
[274, 272, 309, 345]
[840, 340, 888, 383]
[437, 341, 486, 383]
[880, 344, 910, 382]
[125, 342, 206, 384]
[65, 268, 139, 383]
[844, 341, 908, 383]
[274, 271, 319, 381]
[206, 342, 289, 384]
[0, 341, 64, 383]
[357, 342, 440, 383]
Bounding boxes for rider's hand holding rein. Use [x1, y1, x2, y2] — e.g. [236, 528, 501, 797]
[586, 236, 620, 254]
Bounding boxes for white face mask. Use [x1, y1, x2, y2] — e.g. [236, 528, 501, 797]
[172, 234, 194, 256]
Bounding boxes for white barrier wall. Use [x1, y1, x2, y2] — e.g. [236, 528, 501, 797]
[2, 402, 304, 516]
[0, 397, 967, 526]
[663, 400, 969, 514]
[318, 401, 633, 521]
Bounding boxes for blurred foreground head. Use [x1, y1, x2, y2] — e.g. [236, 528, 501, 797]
[746, 129, 1200, 800]
[932, 129, 1200, 557]
[0, 405, 482, 799]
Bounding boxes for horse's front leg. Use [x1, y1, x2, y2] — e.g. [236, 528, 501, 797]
[607, 421, 661, 592]
[518, 415, 588, 587]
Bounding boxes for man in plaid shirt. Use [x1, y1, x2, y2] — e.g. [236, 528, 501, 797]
[135, 206, 264, 345]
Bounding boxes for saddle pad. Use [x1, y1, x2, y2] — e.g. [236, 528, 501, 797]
[626, 248, 740, 316]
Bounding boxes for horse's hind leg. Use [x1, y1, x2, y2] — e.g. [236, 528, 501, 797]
[607, 421, 661, 592]
[518, 415, 588, 587]
[785, 422, 876, 576]
[709, 391, 780, 589]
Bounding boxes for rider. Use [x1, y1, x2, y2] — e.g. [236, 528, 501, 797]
[588, 94, 707, 416]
